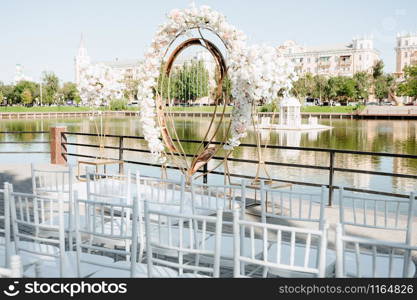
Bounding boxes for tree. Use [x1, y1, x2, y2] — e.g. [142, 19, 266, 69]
[338, 77, 357, 102]
[397, 65, 417, 101]
[372, 60, 384, 80]
[123, 79, 139, 101]
[21, 88, 33, 106]
[290, 73, 315, 100]
[323, 77, 339, 101]
[0, 84, 15, 104]
[375, 74, 394, 101]
[61, 82, 81, 104]
[158, 60, 210, 105]
[311, 75, 328, 100]
[12, 81, 39, 104]
[42, 72, 60, 105]
[353, 72, 371, 101]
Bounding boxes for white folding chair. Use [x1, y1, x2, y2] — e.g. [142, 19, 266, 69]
[335, 223, 417, 277]
[0, 255, 22, 278]
[144, 199, 224, 278]
[338, 188, 416, 277]
[85, 169, 146, 257]
[233, 209, 329, 278]
[339, 188, 415, 243]
[259, 184, 334, 277]
[31, 163, 73, 199]
[31, 164, 75, 248]
[0, 183, 11, 268]
[75, 193, 176, 278]
[190, 181, 260, 267]
[7, 184, 111, 277]
[139, 175, 187, 214]
[86, 168, 132, 205]
[260, 183, 326, 229]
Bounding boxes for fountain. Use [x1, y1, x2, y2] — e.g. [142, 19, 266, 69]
[259, 96, 332, 131]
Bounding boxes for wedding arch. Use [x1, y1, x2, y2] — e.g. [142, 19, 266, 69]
[137, 5, 296, 183]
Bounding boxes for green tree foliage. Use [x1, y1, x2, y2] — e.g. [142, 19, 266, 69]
[353, 72, 371, 100]
[109, 98, 128, 111]
[375, 74, 394, 101]
[291, 73, 373, 103]
[158, 60, 210, 105]
[291, 73, 315, 99]
[42, 72, 60, 105]
[397, 65, 417, 100]
[21, 88, 33, 106]
[372, 60, 384, 79]
[123, 79, 139, 101]
[61, 82, 81, 104]
[12, 81, 39, 104]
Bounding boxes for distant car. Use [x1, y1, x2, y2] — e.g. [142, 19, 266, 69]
[348, 102, 358, 106]
[305, 97, 316, 106]
[380, 101, 393, 106]
[366, 102, 379, 106]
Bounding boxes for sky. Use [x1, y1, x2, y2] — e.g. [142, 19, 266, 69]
[0, 0, 416, 84]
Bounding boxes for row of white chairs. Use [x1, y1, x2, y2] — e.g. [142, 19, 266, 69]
[0, 165, 416, 278]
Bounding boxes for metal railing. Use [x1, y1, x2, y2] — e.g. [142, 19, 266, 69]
[61, 131, 417, 206]
[0, 131, 50, 154]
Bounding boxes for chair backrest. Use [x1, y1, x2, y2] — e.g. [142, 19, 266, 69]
[7, 183, 66, 277]
[86, 168, 132, 204]
[260, 182, 326, 229]
[0, 255, 21, 278]
[233, 210, 328, 277]
[339, 188, 415, 243]
[190, 180, 246, 219]
[138, 175, 186, 214]
[335, 223, 417, 278]
[31, 163, 73, 199]
[233, 209, 328, 278]
[0, 183, 11, 267]
[144, 200, 223, 277]
[74, 192, 139, 277]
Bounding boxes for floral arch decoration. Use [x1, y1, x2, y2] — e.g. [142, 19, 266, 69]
[137, 5, 296, 182]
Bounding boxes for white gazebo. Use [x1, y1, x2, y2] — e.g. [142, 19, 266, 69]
[279, 97, 302, 128]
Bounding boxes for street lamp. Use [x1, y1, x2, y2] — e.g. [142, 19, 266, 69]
[40, 82, 43, 106]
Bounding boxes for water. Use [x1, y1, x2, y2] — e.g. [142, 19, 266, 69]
[0, 117, 416, 197]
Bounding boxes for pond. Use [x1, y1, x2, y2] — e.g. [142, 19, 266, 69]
[0, 116, 416, 197]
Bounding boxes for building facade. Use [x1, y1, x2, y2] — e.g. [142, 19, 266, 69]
[13, 64, 32, 83]
[278, 36, 380, 77]
[395, 32, 417, 77]
[74, 36, 140, 86]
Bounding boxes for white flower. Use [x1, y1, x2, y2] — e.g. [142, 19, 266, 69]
[138, 5, 295, 158]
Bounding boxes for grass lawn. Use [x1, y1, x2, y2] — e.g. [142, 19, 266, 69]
[0, 105, 361, 114]
[167, 105, 233, 112]
[0, 106, 93, 113]
[300, 106, 360, 113]
[0, 106, 141, 113]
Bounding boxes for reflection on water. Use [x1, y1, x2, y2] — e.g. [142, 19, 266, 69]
[0, 117, 416, 195]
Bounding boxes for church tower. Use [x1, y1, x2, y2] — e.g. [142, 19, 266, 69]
[74, 34, 90, 85]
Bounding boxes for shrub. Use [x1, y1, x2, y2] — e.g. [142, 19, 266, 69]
[109, 99, 128, 111]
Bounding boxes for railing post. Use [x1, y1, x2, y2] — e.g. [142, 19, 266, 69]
[328, 151, 335, 206]
[50, 126, 67, 165]
[118, 136, 124, 174]
[203, 141, 208, 184]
